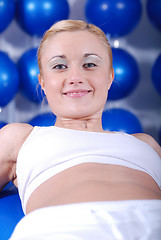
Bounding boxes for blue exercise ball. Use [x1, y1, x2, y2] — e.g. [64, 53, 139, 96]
[85, 0, 142, 37]
[152, 53, 161, 96]
[108, 48, 140, 100]
[18, 48, 45, 103]
[0, 182, 24, 240]
[102, 108, 143, 134]
[29, 112, 56, 126]
[0, 121, 7, 129]
[0, 0, 15, 33]
[0, 52, 19, 107]
[16, 0, 69, 36]
[147, 0, 161, 32]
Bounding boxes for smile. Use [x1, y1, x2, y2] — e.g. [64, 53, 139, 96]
[63, 90, 92, 98]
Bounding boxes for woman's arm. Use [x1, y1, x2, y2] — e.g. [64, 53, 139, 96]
[132, 133, 161, 158]
[0, 123, 33, 191]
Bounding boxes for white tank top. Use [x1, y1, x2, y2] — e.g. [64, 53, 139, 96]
[16, 126, 161, 214]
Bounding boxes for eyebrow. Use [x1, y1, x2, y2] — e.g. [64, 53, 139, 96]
[48, 53, 102, 62]
[83, 53, 102, 59]
[48, 55, 66, 62]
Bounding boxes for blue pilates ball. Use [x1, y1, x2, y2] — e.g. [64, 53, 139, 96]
[147, 0, 161, 32]
[85, 0, 142, 37]
[0, 121, 7, 129]
[29, 112, 57, 127]
[18, 48, 45, 103]
[102, 108, 143, 134]
[16, 0, 70, 36]
[0, 182, 24, 240]
[0, 0, 15, 33]
[108, 48, 140, 100]
[0, 51, 19, 107]
[152, 53, 161, 96]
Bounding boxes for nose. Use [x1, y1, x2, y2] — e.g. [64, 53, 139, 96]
[66, 66, 84, 85]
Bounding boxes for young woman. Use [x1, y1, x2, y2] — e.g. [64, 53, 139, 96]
[0, 20, 161, 239]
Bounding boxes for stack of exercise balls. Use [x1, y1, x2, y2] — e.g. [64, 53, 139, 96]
[0, 0, 161, 238]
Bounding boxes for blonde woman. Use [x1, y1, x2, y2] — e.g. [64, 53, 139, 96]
[0, 20, 161, 239]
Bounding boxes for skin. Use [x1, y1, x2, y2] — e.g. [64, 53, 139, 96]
[0, 30, 161, 214]
[38, 31, 114, 131]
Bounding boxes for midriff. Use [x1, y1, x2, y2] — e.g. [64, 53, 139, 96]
[26, 163, 161, 214]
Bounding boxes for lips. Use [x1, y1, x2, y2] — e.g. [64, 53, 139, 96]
[63, 89, 92, 98]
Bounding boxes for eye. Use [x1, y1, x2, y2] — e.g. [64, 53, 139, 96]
[83, 63, 97, 68]
[53, 64, 67, 70]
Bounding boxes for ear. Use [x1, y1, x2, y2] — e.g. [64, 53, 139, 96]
[108, 68, 114, 90]
[38, 74, 45, 91]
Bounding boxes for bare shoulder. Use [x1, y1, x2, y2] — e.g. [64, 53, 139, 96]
[1, 122, 33, 132]
[132, 133, 161, 158]
[0, 123, 33, 160]
[1, 122, 33, 134]
[0, 123, 33, 190]
[1, 123, 33, 144]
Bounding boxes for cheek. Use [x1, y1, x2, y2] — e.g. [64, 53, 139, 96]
[95, 72, 109, 91]
[102, 69, 112, 89]
[44, 74, 60, 92]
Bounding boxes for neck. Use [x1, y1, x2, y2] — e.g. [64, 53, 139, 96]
[55, 117, 104, 132]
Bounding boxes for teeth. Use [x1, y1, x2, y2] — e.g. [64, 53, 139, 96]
[67, 92, 82, 94]
[64, 90, 91, 95]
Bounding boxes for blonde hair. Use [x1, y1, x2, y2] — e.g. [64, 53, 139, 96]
[38, 19, 112, 75]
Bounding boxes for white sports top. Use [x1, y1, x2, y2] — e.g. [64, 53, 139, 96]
[16, 126, 161, 214]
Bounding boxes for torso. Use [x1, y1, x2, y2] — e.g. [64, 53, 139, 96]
[11, 125, 161, 214]
[26, 162, 161, 214]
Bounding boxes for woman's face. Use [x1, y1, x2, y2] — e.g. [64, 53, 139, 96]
[39, 30, 114, 120]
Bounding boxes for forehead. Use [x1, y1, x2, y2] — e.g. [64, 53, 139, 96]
[42, 30, 108, 60]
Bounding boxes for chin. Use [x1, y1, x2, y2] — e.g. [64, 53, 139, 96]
[57, 110, 92, 120]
